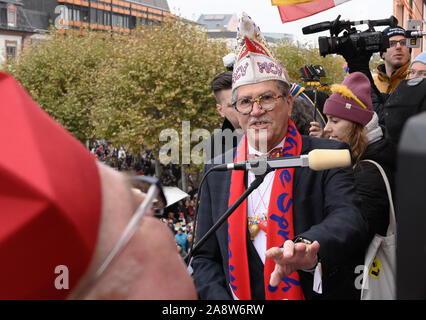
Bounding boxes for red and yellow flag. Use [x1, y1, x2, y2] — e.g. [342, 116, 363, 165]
[272, 0, 352, 23]
[271, 0, 320, 5]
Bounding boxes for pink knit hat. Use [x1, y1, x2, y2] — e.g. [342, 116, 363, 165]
[323, 72, 374, 125]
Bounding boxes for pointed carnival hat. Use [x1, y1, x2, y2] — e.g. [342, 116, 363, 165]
[231, 12, 289, 100]
[0, 72, 102, 299]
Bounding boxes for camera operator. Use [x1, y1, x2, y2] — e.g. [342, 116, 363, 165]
[373, 26, 411, 95]
[331, 23, 426, 157]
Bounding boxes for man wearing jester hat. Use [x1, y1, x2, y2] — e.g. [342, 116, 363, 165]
[192, 13, 368, 300]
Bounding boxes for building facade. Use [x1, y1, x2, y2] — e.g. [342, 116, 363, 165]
[0, 0, 173, 62]
[196, 13, 292, 49]
[23, 0, 173, 33]
[0, 0, 45, 63]
[393, 0, 425, 58]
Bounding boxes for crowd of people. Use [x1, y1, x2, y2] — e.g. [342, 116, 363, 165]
[90, 140, 200, 258]
[163, 193, 198, 258]
[89, 142, 181, 187]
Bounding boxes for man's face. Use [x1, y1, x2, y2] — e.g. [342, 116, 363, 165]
[382, 35, 410, 71]
[236, 80, 292, 152]
[408, 62, 426, 79]
[216, 89, 241, 129]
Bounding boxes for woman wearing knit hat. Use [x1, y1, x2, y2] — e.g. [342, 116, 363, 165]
[310, 72, 395, 242]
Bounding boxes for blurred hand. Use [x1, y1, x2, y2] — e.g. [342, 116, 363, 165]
[309, 121, 325, 138]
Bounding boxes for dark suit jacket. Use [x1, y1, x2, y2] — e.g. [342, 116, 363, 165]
[192, 135, 369, 300]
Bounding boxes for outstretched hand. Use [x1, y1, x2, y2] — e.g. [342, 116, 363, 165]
[265, 240, 320, 287]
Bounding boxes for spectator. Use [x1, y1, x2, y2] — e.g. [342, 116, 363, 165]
[174, 228, 188, 253]
[290, 96, 315, 135]
[177, 243, 187, 258]
[311, 72, 394, 240]
[407, 52, 426, 79]
[374, 26, 411, 95]
[118, 146, 126, 160]
[186, 233, 194, 254]
[207, 71, 243, 162]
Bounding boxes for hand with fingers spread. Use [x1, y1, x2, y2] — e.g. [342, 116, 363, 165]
[265, 239, 320, 287]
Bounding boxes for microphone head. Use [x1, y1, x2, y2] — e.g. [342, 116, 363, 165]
[308, 149, 351, 171]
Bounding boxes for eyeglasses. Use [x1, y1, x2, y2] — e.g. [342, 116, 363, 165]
[69, 175, 166, 299]
[408, 69, 426, 78]
[389, 39, 407, 47]
[233, 94, 284, 115]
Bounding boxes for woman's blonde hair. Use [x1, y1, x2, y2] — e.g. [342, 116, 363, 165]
[342, 122, 368, 164]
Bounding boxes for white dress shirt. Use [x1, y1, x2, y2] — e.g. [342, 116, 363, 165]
[246, 139, 322, 294]
[247, 139, 285, 264]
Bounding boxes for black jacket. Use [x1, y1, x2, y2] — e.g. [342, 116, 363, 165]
[347, 62, 426, 143]
[192, 135, 369, 300]
[206, 118, 243, 162]
[383, 78, 426, 146]
[354, 137, 396, 241]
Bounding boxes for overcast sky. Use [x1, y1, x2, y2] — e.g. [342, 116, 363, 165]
[167, 0, 394, 44]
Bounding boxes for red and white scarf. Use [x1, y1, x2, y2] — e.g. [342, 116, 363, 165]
[227, 120, 305, 300]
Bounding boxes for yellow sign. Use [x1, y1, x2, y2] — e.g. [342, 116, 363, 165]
[369, 257, 382, 279]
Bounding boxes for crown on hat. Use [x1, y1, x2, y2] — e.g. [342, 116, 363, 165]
[330, 84, 368, 110]
[234, 12, 277, 63]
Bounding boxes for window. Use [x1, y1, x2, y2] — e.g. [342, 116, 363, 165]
[81, 7, 89, 22]
[5, 41, 17, 59]
[73, 9, 80, 22]
[0, 8, 7, 25]
[97, 9, 103, 25]
[104, 11, 110, 26]
[112, 14, 123, 28]
[90, 8, 96, 23]
[7, 5, 17, 27]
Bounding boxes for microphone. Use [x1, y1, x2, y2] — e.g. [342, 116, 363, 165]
[212, 149, 351, 172]
[302, 21, 333, 35]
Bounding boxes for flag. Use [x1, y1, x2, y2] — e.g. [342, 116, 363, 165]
[271, 0, 320, 5]
[276, 0, 351, 23]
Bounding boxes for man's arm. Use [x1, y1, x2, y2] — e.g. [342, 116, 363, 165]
[266, 141, 369, 293]
[296, 164, 369, 269]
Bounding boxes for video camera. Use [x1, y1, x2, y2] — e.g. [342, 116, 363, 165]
[302, 15, 398, 57]
[300, 65, 326, 82]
